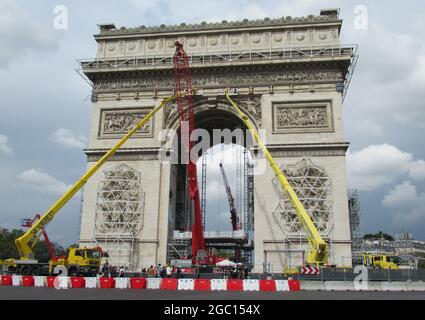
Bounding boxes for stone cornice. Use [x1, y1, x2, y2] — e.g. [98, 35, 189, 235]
[253, 142, 350, 157]
[96, 15, 342, 39]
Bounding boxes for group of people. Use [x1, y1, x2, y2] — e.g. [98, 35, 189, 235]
[141, 264, 178, 278]
[218, 266, 250, 279]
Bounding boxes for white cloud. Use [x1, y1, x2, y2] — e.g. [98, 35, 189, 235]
[50, 128, 87, 149]
[408, 160, 425, 180]
[0, 0, 59, 68]
[347, 144, 425, 191]
[347, 144, 412, 191]
[0, 134, 13, 156]
[383, 181, 425, 227]
[17, 168, 71, 196]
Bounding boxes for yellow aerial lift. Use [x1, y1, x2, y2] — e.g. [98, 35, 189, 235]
[5, 95, 177, 276]
[225, 91, 328, 267]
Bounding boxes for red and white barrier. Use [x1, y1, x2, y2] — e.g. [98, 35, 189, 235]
[0, 275, 300, 293]
[178, 278, 194, 290]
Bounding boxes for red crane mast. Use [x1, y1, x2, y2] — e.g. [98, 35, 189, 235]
[219, 163, 240, 231]
[173, 42, 206, 263]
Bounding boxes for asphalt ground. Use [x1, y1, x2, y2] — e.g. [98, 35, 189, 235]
[0, 286, 424, 300]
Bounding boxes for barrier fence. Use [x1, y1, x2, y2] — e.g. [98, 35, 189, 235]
[0, 275, 300, 292]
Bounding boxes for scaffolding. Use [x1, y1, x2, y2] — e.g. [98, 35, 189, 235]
[272, 158, 333, 243]
[348, 189, 362, 255]
[94, 163, 145, 269]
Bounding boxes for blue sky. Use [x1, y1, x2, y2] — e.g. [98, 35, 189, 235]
[1, 0, 425, 245]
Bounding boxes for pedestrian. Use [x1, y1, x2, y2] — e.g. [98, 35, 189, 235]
[119, 266, 125, 278]
[176, 268, 182, 279]
[102, 261, 110, 278]
[166, 265, 172, 278]
[244, 267, 249, 279]
[141, 268, 147, 278]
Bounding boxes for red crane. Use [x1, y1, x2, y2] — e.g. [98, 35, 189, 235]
[219, 163, 241, 231]
[173, 42, 206, 264]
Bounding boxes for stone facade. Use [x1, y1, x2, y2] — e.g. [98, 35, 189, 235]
[79, 9, 356, 271]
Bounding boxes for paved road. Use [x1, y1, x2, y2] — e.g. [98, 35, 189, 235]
[0, 287, 424, 300]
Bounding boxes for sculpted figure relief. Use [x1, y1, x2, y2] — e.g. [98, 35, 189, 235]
[276, 106, 327, 128]
[93, 70, 342, 91]
[103, 111, 151, 135]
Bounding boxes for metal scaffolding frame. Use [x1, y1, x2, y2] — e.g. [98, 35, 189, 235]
[94, 163, 145, 269]
[272, 158, 333, 239]
[348, 189, 362, 254]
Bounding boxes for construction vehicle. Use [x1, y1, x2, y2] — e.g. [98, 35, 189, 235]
[4, 95, 178, 276]
[363, 254, 400, 270]
[225, 91, 328, 267]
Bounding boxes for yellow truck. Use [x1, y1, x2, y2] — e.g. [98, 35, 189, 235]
[4, 247, 105, 276]
[363, 254, 400, 270]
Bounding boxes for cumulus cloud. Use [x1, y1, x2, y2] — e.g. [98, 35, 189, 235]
[17, 168, 71, 196]
[0, 0, 59, 68]
[0, 134, 13, 156]
[50, 128, 87, 149]
[383, 181, 425, 227]
[347, 144, 425, 191]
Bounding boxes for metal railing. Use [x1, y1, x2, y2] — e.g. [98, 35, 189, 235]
[78, 44, 357, 71]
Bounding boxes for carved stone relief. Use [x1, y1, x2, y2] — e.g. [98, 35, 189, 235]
[99, 108, 154, 138]
[93, 70, 343, 92]
[273, 101, 333, 133]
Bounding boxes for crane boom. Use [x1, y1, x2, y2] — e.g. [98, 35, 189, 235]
[219, 163, 240, 231]
[15, 95, 177, 260]
[225, 91, 328, 265]
[173, 42, 206, 262]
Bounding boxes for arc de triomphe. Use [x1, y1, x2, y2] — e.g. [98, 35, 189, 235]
[78, 8, 356, 272]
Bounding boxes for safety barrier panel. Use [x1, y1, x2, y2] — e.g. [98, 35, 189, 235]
[227, 279, 243, 291]
[56, 277, 70, 289]
[275, 280, 289, 292]
[84, 277, 98, 288]
[22, 276, 34, 287]
[12, 275, 22, 286]
[210, 279, 227, 291]
[178, 278, 194, 290]
[129, 278, 145, 289]
[160, 278, 178, 290]
[70, 277, 86, 288]
[46, 276, 56, 288]
[34, 276, 46, 287]
[288, 280, 301, 291]
[1, 275, 12, 286]
[408, 282, 425, 291]
[194, 279, 211, 291]
[99, 277, 115, 289]
[259, 279, 277, 292]
[115, 277, 130, 289]
[324, 281, 355, 291]
[243, 279, 259, 291]
[147, 278, 161, 289]
[381, 282, 409, 292]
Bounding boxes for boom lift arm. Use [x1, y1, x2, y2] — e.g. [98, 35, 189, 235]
[15, 96, 177, 260]
[219, 163, 240, 231]
[225, 91, 328, 265]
